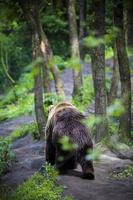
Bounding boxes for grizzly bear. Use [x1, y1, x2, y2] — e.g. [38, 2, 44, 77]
[45, 102, 95, 179]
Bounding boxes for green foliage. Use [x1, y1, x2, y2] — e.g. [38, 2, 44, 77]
[7, 122, 39, 142]
[0, 137, 14, 176]
[107, 99, 125, 117]
[44, 93, 64, 117]
[86, 147, 102, 162]
[83, 115, 102, 133]
[65, 57, 81, 71]
[2, 72, 34, 105]
[0, 14, 32, 90]
[72, 76, 94, 111]
[0, 69, 35, 121]
[84, 35, 104, 48]
[104, 135, 130, 152]
[48, 55, 65, 70]
[111, 165, 133, 179]
[12, 165, 73, 200]
[0, 93, 34, 121]
[105, 27, 119, 46]
[59, 136, 78, 152]
[41, 7, 69, 57]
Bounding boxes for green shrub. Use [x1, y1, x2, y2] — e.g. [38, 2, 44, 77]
[7, 122, 39, 142]
[2, 72, 34, 105]
[72, 76, 94, 112]
[0, 93, 34, 121]
[111, 165, 133, 179]
[0, 137, 14, 176]
[44, 93, 64, 117]
[12, 164, 73, 200]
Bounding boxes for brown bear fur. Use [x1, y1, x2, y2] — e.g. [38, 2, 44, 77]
[45, 102, 95, 179]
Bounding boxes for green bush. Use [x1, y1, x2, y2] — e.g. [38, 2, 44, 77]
[12, 164, 72, 200]
[72, 76, 94, 112]
[111, 165, 133, 179]
[0, 137, 14, 176]
[44, 93, 64, 117]
[0, 93, 34, 121]
[7, 122, 39, 142]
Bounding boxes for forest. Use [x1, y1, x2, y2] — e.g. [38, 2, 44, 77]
[0, 0, 133, 200]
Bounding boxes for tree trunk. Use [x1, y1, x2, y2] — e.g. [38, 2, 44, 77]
[108, 43, 119, 105]
[40, 31, 65, 97]
[113, 0, 131, 139]
[68, 0, 82, 96]
[18, 1, 46, 137]
[91, 0, 107, 142]
[79, 0, 87, 60]
[19, 0, 64, 97]
[33, 31, 46, 138]
[126, 0, 133, 47]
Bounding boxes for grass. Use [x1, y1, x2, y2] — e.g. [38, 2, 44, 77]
[7, 122, 39, 142]
[0, 164, 73, 200]
[0, 93, 34, 121]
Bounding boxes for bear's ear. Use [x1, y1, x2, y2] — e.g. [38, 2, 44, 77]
[48, 105, 54, 113]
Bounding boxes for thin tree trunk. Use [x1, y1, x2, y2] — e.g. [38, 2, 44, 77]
[68, 0, 82, 96]
[33, 31, 46, 138]
[126, 0, 133, 47]
[113, 0, 131, 139]
[79, 0, 87, 60]
[40, 31, 65, 97]
[91, 0, 107, 142]
[18, 1, 46, 137]
[108, 43, 119, 105]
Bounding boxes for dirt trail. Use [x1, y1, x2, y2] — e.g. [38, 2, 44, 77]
[0, 61, 133, 199]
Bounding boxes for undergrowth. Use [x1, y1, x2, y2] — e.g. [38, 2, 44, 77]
[111, 165, 133, 179]
[72, 76, 94, 112]
[0, 137, 14, 176]
[0, 164, 73, 200]
[7, 122, 39, 142]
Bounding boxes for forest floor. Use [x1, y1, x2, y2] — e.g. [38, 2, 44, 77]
[0, 115, 133, 200]
[0, 60, 133, 199]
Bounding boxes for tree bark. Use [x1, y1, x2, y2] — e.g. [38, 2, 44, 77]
[79, 0, 87, 60]
[68, 0, 82, 96]
[40, 31, 65, 97]
[18, 0, 65, 97]
[91, 0, 107, 142]
[126, 0, 133, 47]
[33, 31, 46, 138]
[108, 43, 119, 105]
[113, 0, 131, 139]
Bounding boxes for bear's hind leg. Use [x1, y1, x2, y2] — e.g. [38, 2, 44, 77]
[67, 156, 77, 170]
[78, 149, 95, 180]
[46, 138, 56, 165]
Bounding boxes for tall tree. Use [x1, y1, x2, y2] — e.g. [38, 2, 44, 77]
[79, 0, 87, 60]
[91, 0, 107, 142]
[108, 43, 119, 105]
[23, 0, 47, 137]
[33, 32, 46, 137]
[18, 0, 65, 97]
[113, 0, 131, 139]
[126, 0, 133, 47]
[68, 0, 82, 96]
